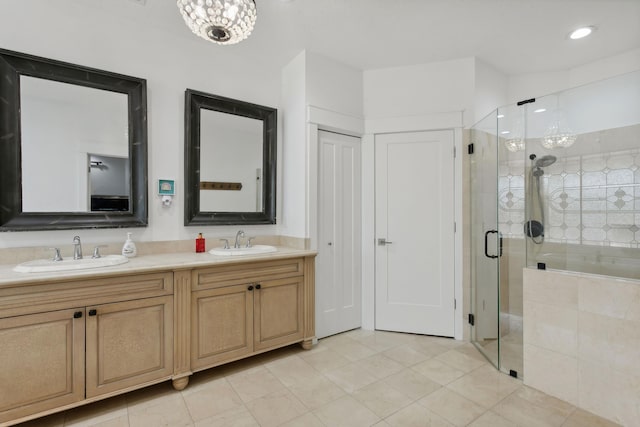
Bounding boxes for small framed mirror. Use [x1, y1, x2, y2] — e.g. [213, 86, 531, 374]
[0, 49, 148, 231]
[184, 89, 277, 226]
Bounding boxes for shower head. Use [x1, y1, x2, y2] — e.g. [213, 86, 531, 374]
[535, 155, 557, 168]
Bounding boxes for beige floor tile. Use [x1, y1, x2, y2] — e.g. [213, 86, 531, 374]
[359, 353, 405, 379]
[353, 380, 414, 418]
[382, 344, 431, 366]
[244, 389, 307, 427]
[446, 364, 521, 408]
[127, 394, 193, 427]
[372, 421, 392, 427]
[299, 348, 351, 373]
[313, 395, 380, 427]
[278, 412, 325, 427]
[435, 349, 487, 373]
[562, 408, 621, 427]
[328, 339, 378, 361]
[467, 410, 518, 427]
[355, 331, 413, 352]
[413, 335, 463, 349]
[264, 354, 318, 387]
[182, 378, 244, 422]
[325, 361, 380, 393]
[193, 406, 258, 427]
[125, 383, 181, 413]
[409, 339, 451, 358]
[287, 374, 346, 409]
[493, 386, 574, 427]
[419, 388, 486, 426]
[454, 343, 494, 363]
[384, 402, 454, 427]
[226, 366, 286, 403]
[85, 416, 130, 427]
[411, 358, 466, 385]
[383, 368, 442, 401]
[64, 396, 128, 427]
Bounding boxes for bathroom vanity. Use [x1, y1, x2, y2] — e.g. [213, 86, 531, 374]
[0, 249, 316, 426]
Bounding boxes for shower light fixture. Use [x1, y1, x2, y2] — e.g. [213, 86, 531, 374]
[177, 0, 257, 45]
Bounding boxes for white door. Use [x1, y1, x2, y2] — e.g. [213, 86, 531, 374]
[375, 130, 455, 336]
[316, 130, 362, 338]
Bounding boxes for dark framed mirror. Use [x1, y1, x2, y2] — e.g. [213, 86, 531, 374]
[184, 89, 277, 226]
[0, 49, 147, 231]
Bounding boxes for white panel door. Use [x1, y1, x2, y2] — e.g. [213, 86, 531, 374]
[375, 130, 455, 336]
[316, 130, 362, 338]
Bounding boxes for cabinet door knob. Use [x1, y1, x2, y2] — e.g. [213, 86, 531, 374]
[255, 284, 261, 290]
[73, 311, 83, 319]
[88, 309, 97, 316]
[247, 285, 254, 291]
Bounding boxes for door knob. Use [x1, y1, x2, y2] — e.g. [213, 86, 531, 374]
[377, 238, 393, 245]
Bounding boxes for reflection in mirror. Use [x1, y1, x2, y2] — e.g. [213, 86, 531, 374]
[199, 110, 263, 212]
[184, 89, 277, 226]
[20, 77, 129, 212]
[0, 48, 147, 231]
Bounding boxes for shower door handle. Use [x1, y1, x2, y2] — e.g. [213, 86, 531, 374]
[484, 230, 502, 259]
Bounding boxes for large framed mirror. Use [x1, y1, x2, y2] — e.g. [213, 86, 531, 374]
[0, 49, 148, 231]
[184, 89, 277, 226]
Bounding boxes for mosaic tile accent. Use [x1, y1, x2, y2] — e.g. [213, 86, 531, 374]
[498, 148, 640, 248]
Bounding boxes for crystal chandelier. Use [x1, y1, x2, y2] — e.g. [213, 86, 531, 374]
[541, 100, 577, 149]
[177, 0, 257, 45]
[504, 137, 525, 152]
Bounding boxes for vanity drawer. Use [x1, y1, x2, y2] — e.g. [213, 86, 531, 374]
[193, 257, 304, 291]
[0, 272, 173, 318]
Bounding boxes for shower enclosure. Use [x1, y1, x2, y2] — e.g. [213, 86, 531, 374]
[469, 70, 640, 379]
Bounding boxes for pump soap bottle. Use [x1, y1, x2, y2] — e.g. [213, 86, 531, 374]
[122, 232, 138, 258]
[196, 233, 206, 253]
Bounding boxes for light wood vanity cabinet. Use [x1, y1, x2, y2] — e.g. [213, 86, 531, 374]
[0, 253, 315, 426]
[190, 257, 311, 372]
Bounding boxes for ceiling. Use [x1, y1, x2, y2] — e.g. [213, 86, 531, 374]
[97, 0, 640, 75]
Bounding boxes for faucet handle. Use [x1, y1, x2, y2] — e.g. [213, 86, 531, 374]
[92, 245, 108, 259]
[219, 239, 230, 249]
[246, 237, 255, 248]
[48, 247, 63, 261]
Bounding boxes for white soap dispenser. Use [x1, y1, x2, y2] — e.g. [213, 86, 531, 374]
[122, 232, 137, 258]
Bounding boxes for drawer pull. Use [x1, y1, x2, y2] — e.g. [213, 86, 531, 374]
[88, 309, 97, 316]
[73, 311, 83, 319]
[247, 285, 254, 291]
[255, 284, 261, 290]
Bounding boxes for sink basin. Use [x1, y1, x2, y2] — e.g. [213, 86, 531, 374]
[209, 245, 277, 256]
[14, 255, 129, 273]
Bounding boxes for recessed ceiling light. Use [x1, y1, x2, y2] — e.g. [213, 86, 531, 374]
[497, 114, 505, 119]
[569, 26, 595, 40]
[534, 108, 547, 113]
[500, 131, 510, 135]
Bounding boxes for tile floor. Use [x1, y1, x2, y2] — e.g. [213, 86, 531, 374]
[15, 329, 619, 427]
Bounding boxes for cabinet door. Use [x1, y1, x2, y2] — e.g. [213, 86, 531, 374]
[85, 296, 173, 398]
[191, 284, 253, 370]
[254, 277, 304, 351]
[0, 308, 85, 423]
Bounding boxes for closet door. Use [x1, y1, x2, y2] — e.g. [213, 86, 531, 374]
[316, 130, 362, 338]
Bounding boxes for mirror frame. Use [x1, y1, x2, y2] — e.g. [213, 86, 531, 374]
[184, 89, 277, 226]
[0, 48, 148, 231]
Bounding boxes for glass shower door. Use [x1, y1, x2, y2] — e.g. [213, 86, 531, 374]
[469, 111, 500, 369]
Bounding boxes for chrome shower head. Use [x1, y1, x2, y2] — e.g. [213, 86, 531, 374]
[535, 155, 557, 168]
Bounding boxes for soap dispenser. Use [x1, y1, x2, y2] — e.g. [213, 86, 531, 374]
[122, 232, 137, 258]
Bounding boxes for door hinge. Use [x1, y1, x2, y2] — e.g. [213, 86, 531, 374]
[454, 299, 457, 310]
[468, 313, 475, 326]
[517, 97, 536, 106]
[454, 222, 457, 233]
[468, 143, 474, 154]
[453, 146, 457, 158]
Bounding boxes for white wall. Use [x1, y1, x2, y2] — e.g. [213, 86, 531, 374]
[473, 59, 509, 126]
[0, 1, 284, 248]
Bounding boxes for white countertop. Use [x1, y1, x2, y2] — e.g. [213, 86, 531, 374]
[0, 247, 316, 287]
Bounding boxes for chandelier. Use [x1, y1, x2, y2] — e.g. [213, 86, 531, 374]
[541, 99, 577, 149]
[177, 0, 257, 45]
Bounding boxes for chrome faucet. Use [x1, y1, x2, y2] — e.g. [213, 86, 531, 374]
[234, 230, 245, 248]
[73, 235, 83, 260]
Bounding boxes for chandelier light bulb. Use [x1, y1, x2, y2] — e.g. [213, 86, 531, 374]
[177, 0, 257, 45]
